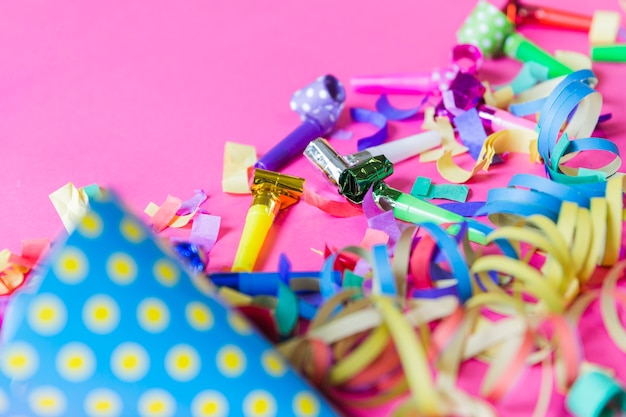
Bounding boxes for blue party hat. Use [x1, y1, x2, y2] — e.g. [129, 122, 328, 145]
[0, 191, 337, 417]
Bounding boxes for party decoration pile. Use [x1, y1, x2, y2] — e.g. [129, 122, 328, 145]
[4, 0, 626, 416]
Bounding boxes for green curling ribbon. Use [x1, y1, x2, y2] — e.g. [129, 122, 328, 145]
[566, 370, 626, 417]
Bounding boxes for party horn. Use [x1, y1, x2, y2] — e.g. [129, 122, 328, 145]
[304, 139, 487, 244]
[350, 44, 483, 94]
[372, 181, 487, 244]
[232, 169, 305, 272]
[503, 0, 593, 31]
[254, 75, 345, 172]
[591, 44, 626, 62]
[457, 1, 573, 78]
[305, 138, 393, 202]
[304, 132, 441, 180]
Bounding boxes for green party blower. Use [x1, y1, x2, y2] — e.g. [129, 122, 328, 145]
[457, 0, 573, 78]
[304, 138, 487, 244]
[503, 32, 573, 78]
[591, 44, 626, 62]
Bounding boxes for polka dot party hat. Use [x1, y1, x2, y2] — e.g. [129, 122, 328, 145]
[0, 191, 338, 417]
[456, 0, 515, 58]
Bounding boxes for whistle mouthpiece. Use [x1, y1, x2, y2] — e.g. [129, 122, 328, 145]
[304, 138, 351, 186]
[591, 44, 626, 62]
[345, 130, 442, 165]
[477, 104, 537, 132]
[503, 32, 573, 79]
[255, 75, 346, 172]
[232, 169, 305, 272]
[350, 73, 437, 95]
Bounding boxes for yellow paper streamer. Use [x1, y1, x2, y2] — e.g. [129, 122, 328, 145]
[222, 141, 257, 194]
[420, 107, 468, 163]
[437, 129, 539, 184]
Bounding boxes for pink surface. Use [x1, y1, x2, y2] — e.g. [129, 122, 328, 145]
[1, 0, 626, 415]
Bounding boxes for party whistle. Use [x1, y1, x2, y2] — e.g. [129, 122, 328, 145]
[303, 132, 441, 182]
[305, 138, 393, 202]
[254, 75, 345, 172]
[232, 169, 305, 272]
[350, 44, 483, 95]
[457, 1, 573, 78]
[372, 182, 487, 244]
[478, 104, 537, 132]
[504, 0, 593, 31]
[304, 139, 487, 244]
[591, 44, 626, 62]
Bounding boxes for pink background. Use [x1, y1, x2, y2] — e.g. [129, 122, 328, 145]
[1, 0, 626, 415]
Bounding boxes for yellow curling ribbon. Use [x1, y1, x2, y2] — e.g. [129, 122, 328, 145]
[328, 324, 390, 385]
[437, 129, 540, 184]
[600, 261, 626, 353]
[374, 296, 442, 415]
[471, 255, 565, 312]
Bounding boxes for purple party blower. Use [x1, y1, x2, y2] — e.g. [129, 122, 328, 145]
[254, 75, 346, 172]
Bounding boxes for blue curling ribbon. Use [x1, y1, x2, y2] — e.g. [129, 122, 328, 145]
[418, 222, 473, 302]
[438, 201, 486, 216]
[479, 173, 615, 226]
[535, 69, 620, 184]
[507, 174, 591, 208]
[509, 97, 546, 117]
[321, 254, 341, 300]
[372, 244, 396, 295]
[350, 107, 389, 151]
[375, 93, 429, 120]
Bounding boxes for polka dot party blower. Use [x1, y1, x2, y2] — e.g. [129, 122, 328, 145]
[0, 192, 338, 416]
[457, 0, 573, 78]
[254, 75, 345, 172]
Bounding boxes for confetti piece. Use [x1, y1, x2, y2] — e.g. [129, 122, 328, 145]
[176, 189, 207, 216]
[147, 194, 183, 232]
[589, 10, 622, 45]
[189, 212, 221, 251]
[454, 108, 489, 160]
[420, 107, 468, 163]
[49, 182, 91, 232]
[302, 187, 363, 218]
[222, 141, 256, 194]
[411, 177, 470, 203]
